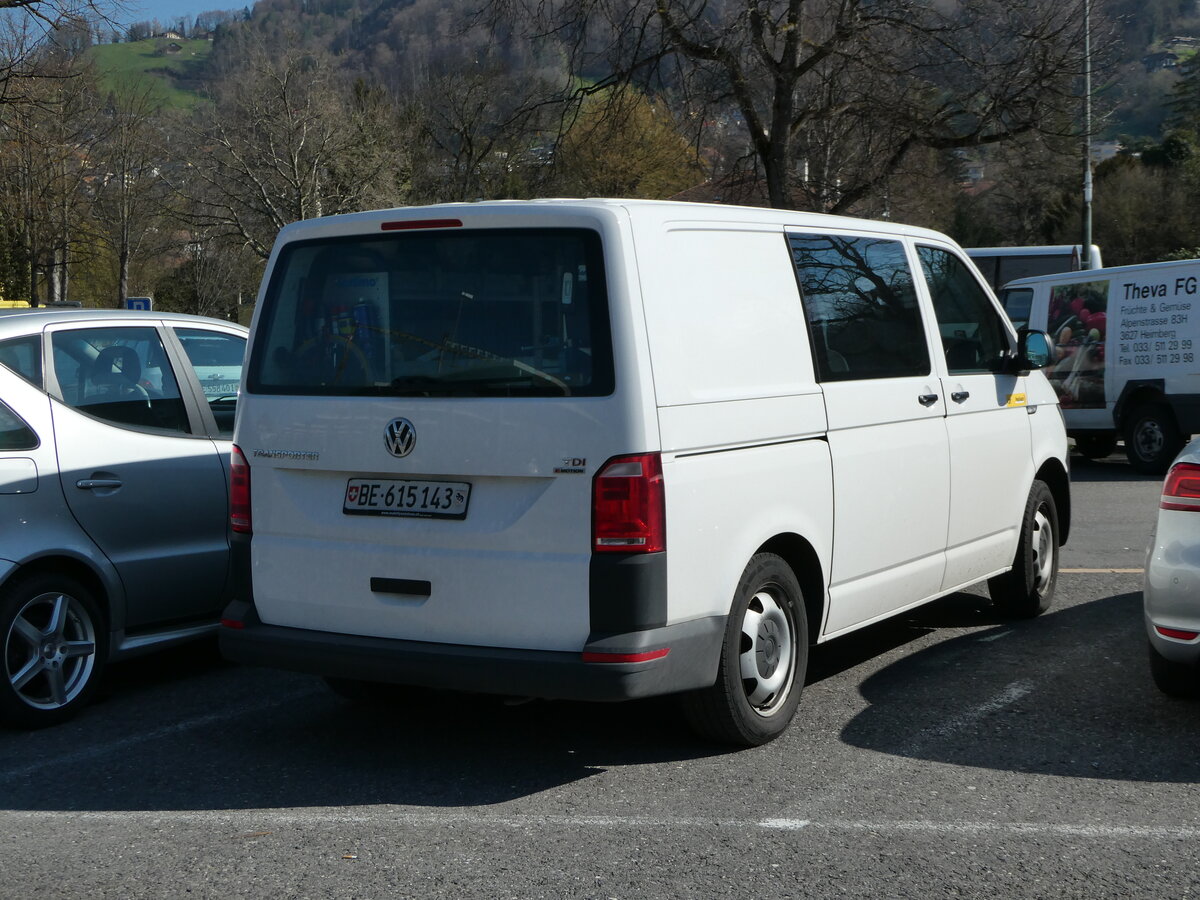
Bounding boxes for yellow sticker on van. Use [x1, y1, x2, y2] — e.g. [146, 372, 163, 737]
[1006, 393, 1028, 407]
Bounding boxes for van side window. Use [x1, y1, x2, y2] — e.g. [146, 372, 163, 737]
[998, 287, 1034, 330]
[917, 246, 1011, 374]
[789, 234, 930, 382]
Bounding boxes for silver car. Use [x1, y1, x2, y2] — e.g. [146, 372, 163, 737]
[1145, 436, 1200, 697]
[0, 308, 247, 727]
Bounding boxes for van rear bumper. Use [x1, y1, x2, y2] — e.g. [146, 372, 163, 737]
[219, 600, 726, 701]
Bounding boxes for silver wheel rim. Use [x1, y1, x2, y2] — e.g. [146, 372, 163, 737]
[1031, 508, 1055, 592]
[5, 591, 97, 711]
[739, 588, 796, 716]
[1135, 419, 1164, 460]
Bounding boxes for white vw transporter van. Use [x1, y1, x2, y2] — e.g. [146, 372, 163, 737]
[221, 200, 1070, 746]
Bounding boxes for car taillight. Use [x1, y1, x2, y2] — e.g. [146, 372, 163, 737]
[592, 452, 665, 553]
[230, 444, 252, 534]
[1161, 462, 1200, 512]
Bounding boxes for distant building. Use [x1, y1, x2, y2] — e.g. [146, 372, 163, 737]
[1143, 51, 1180, 73]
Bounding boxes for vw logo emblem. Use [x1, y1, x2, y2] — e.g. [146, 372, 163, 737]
[384, 417, 417, 458]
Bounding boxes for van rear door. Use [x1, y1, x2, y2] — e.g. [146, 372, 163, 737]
[238, 216, 646, 653]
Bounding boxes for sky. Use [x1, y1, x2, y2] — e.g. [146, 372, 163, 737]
[120, 0, 251, 27]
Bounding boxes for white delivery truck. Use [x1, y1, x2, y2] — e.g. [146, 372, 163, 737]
[1000, 260, 1200, 472]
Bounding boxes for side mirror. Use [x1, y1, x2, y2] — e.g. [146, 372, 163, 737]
[1020, 329, 1053, 369]
[1005, 328, 1052, 375]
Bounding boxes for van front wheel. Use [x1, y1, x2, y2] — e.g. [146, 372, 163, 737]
[988, 480, 1058, 618]
[682, 553, 807, 747]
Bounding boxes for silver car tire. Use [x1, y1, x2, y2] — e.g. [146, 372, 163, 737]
[0, 573, 106, 729]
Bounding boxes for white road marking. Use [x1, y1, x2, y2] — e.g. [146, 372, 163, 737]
[906, 680, 1033, 747]
[1061, 568, 1143, 574]
[977, 630, 1013, 642]
[4, 809, 1198, 841]
[0, 687, 320, 781]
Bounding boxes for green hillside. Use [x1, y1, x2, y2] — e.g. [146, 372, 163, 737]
[89, 38, 212, 110]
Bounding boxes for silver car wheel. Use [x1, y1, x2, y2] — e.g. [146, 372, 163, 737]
[5, 591, 98, 711]
[738, 589, 796, 715]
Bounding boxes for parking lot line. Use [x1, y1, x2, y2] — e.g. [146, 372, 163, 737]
[1061, 568, 1143, 573]
[5, 809, 1199, 841]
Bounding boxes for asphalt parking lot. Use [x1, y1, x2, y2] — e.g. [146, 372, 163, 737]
[2, 454, 1197, 899]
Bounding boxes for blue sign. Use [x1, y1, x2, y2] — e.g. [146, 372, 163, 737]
[125, 296, 153, 311]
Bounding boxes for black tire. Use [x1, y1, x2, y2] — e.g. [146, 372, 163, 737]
[1073, 433, 1117, 460]
[0, 573, 106, 729]
[1148, 642, 1200, 699]
[682, 553, 808, 747]
[1124, 404, 1185, 475]
[988, 480, 1059, 618]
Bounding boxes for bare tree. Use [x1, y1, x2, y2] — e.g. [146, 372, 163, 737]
[169, 42, 414, 258]
[484, 0, 1091, 211]
[0, 54, 104, 303]
[89, 78, 169, 306]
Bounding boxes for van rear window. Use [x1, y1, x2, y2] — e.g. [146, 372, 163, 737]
[248, 228, 613, 397]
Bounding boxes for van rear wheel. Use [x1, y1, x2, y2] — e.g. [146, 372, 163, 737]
[682, 553, 807, 747]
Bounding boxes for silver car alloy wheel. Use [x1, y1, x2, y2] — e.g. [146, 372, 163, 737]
[5, 591, 98, 710]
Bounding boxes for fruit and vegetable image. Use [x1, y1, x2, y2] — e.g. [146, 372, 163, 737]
[1046, 280, 1109, 408]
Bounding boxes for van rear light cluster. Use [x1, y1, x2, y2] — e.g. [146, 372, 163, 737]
[230, 444, 252, 534]
[1161, 462, 1200, 511]
[592, 452, 666, 553]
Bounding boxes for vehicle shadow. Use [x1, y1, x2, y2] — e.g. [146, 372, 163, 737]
[839, 590, 1200, 783]
[0, 650, 726, 814]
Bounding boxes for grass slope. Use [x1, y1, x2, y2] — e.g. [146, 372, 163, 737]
[89, 38, 212, 110]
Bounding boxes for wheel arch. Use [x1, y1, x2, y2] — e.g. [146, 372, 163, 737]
[756, 533, 825, 643]
[2, 556, 113, 636]
[1036, 457, 1071, 546]
[1114, 380, 1169, 430]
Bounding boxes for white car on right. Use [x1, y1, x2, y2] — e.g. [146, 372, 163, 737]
[1145, 436, 1200, 696]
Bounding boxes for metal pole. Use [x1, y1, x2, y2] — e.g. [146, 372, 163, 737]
[1081, 0, 1093, 268]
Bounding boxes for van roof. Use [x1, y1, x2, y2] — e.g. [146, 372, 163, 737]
[1001, 257, 1200, 290]
[274, 198, 955, 246]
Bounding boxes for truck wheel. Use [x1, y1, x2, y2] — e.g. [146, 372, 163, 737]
[682, 553, 807, 747]
[1073, 433, 1117, 460]
[1148, 642, 1200, 699]
[1124, 405, 1185, 475]
[988, 480, 1059, 618]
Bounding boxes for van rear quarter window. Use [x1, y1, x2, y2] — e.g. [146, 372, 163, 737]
[249, 228, 614, 397]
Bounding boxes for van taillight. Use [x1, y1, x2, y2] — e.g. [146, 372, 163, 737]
[592, 453, 665, 553]
[1161, 462, 1200, 511]
[230, 444, 252, 534]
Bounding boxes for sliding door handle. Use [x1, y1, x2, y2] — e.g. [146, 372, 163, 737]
[918, 393, 939, 406]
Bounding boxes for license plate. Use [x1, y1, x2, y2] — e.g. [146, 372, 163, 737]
[343, 478, 471, 519]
